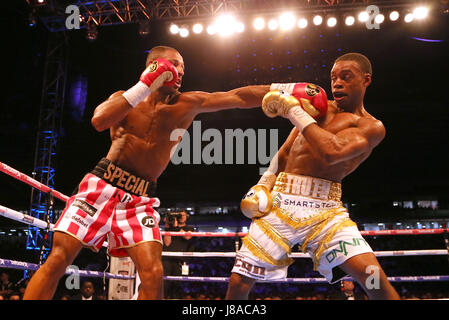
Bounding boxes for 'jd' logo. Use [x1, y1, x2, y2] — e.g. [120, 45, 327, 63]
[141, 216, 156, 228]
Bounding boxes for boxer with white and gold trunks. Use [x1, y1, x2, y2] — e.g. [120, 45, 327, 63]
[24, 45, 273, 300]
[226, 53, 400, 300]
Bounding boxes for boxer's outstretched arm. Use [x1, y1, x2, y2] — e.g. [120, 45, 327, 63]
[301, 117, 385, 165]
[91, 91, 130, 132]
[193, 85, 270, 114]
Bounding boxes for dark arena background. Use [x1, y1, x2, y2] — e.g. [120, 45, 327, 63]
[0, 0, 449, 302]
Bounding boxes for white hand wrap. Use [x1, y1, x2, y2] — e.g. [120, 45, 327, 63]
[270, 83, 296, 94]
[122, 81, 151, 108]
[287, 106, 317, 132]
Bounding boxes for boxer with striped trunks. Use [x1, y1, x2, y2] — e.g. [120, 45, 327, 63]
[24, 45, 272, 300]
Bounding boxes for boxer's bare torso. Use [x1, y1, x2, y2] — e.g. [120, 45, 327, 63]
[106, 91, 198, 181]
[283, 101, 385, 183]
[92, 48, 269, 182]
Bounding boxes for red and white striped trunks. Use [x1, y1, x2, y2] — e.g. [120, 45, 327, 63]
[53, 159, 161, 257]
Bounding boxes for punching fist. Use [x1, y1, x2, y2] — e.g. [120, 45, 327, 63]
[240, 185, 273, 219]
[270, 82, 328, 119]
[123, 58, 178, 108]
[262, 83, 328, 132]
[262, 90, 301, 118]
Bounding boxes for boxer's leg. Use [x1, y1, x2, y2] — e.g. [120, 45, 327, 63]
[127, 241, 164, 300]
[337, 253, 400, 300]
[225, 272, 257, 300]
[23, 232, 83, 300]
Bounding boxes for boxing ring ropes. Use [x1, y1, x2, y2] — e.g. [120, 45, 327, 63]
[1, 160, 449, 288]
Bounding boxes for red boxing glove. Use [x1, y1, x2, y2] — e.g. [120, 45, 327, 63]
[270, 82, 328, 119]
[123, 58, 179, 108]
[140, 58, 179, 90]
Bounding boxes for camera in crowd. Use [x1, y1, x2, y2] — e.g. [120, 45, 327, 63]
[165, 211, 183, 228]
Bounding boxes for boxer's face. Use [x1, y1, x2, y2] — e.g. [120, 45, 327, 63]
[330, 60, 371, 110]
[160, 49, 185, 92]
[147, 49, 184, 94]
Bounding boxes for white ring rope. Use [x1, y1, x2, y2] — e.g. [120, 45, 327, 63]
[2, 203, 449, 239]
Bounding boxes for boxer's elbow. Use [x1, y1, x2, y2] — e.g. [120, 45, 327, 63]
[321, 150, 341, 166]
[320, 139, 368, 166]
[315, 139, 345, 165]
[91, 114, 108, 132]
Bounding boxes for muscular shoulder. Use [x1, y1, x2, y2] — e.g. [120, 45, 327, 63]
[108, 90, 125, 99]
[356, 116, 386, 147]
[174, 91, 212, 114]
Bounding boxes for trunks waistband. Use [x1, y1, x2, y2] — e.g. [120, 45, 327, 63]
[90, 158, 157, 197]
[273, 172, 341, 202]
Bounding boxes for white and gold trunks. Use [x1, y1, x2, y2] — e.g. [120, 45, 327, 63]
[232, 172, 373, 283]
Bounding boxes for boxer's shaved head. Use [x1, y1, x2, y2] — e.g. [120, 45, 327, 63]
[335, 53, 372, 76]
[146, 46, 179, 67]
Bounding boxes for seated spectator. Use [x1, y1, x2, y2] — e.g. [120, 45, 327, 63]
[330, 280, 367, 300]
[0, 272, 14, 299]
[70, 281, 97, 300]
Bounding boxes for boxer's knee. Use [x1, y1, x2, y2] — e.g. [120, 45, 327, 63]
[227, 273, 256, 297]
[139, 260, 164, 287]
[41, 248, 74, 278]
[42, 238, 81, 277]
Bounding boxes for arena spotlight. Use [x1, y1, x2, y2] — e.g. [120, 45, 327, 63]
[298, 18, 308, 29]
[345, 15, 355, 26]
[179, 29, 189, 37]
[327, 16, 337, 27]
[179, 26, 189, 38]
[279, 12, 296, 30]
[358, 11, 369, 22]
[375, 14, 385, 24]
[253, 17, 265, 30]
[214, 14, 238, 37]
[404, 12, 414, 23]
[169, 24, 179, 34]
[389, 11, 400, 21]
[413, 6, 429, 19]
[207, 24, 217, 35]
[268, 18, 279, 30]
[236, 22, 245, 33]
[192, 23, 203, 34]
[313, 15, 323, 26]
